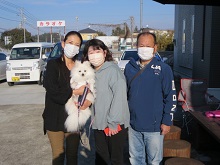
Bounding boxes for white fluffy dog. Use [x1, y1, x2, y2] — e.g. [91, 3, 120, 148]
[65, 60, 96, 132]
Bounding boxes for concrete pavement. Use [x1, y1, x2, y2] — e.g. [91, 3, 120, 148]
[0, 81, 96, 165]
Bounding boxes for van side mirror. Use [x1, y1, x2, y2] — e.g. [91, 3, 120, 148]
[6, 56, 10, 60]
[42, 54, 47, 59]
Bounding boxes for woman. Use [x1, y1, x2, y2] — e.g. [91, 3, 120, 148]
[82, 39, 130, 165]
[42, 31, 91, 165]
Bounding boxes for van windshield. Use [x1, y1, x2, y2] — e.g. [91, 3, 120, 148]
[10, 47, 40, 60]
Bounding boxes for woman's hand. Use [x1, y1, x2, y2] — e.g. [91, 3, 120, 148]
[72, 85, 86, 96]
[79, 99, 92, 110]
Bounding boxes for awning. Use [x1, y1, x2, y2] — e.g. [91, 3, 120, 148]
[153, 0, 220, 6]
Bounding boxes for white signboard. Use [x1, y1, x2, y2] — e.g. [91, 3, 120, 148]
[37, 20, 65, 27]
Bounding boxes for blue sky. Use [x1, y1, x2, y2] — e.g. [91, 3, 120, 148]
[0, 0, 175, 35]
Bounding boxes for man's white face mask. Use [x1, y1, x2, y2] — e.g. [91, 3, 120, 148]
[138, 47, 154, 60]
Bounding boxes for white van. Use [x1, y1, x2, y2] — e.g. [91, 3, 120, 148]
[6, 42, 54, 86]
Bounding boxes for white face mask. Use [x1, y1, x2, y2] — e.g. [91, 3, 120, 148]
[88, 53, 105, 67]
[138, 47, 154, 60]
[64, 44, 79, 59]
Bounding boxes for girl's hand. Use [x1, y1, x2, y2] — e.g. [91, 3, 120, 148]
[79, 99, 92, 110]
[107, 128, 118, 136]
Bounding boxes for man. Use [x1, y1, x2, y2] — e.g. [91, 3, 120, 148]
[124, 32, 176, 165]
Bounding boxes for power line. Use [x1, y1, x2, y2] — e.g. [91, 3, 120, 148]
[0, 4, 19, 14]
[0, 0, 20, 9]
[0, 0, 41, 34]
[0, 16, 20, 22]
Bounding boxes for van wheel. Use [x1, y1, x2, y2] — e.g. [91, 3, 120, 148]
[8, 82, 14, 86]
[38, 72, 43, 85]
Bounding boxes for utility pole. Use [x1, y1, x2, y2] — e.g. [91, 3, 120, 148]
[20, 8, 26, 43]
[140, 0, 143, 32]
[76, 16, 79, 31]
[130, 16, 134, 49]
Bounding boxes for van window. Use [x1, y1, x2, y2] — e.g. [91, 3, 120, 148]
[50, 43, 63, 59]
[10, 47, 40, 60]
[42, 47, 53, 55]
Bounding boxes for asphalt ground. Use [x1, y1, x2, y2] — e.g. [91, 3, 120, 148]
[1, 79, 220, 165]
[0, 81, 96, 165]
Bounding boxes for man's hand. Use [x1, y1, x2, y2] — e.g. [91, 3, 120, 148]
[161, 124, 171, 135]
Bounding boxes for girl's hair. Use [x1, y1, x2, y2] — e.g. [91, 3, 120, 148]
[82, 39, 113, 62]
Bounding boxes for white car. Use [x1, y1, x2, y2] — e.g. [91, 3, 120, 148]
[0, 52, 7, 81]
[118, 49, 139, 72]
[6, 42, 54, 86]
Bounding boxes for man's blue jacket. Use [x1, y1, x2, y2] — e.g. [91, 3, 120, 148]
[124, 57, 177, 132]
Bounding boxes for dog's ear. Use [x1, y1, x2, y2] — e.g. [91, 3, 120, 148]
[75, 60, 80, 67]
[70, 77, 74, 84]
[83, 61, 91, 66]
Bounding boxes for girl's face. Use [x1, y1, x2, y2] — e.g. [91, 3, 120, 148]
[88, 46, 106, 69]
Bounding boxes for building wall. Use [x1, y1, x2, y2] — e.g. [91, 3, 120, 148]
[173, 5, 195, 77]
[192, 6, 220, 87]
[193, 6, 211, 81]
[80, 33, 98, 40]
[174, 5, 220, 88]
[206, 7, 220, 87]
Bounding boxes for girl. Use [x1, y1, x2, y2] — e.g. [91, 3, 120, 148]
[82, 39, 130, 165]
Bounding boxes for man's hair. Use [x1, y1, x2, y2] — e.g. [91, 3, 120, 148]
[136, 32, 157, 46]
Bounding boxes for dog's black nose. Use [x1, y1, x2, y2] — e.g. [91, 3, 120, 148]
[82, 74, 84, 76]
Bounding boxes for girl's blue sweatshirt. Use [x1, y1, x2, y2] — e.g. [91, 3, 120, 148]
[124, 57, 177, 132]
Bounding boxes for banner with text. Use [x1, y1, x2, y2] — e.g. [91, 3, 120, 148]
[37, 20, 65, 27]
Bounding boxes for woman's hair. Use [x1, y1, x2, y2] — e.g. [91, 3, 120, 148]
[82, 39, 113, 62]
[58, 31, 83, 81]
[64, 31, 83, 47]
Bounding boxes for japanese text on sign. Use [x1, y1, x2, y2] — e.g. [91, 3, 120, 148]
[37, 20, 65, 27]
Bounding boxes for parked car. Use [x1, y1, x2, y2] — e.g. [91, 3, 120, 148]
[0, 52, 7, 81]
[118, 49, 167, 72]
[43, 40, 87, 82]
[118, 49, 139, 72]
[6, 42, 54, 86]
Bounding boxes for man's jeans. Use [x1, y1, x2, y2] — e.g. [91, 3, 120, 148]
[129, 126, 164, 165]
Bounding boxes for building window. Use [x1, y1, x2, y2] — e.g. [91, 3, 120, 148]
[191, 15, 194, 54]
[182, 19, 186, 53]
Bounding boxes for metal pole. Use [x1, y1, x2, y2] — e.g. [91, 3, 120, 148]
[37, 27, 39, 42]
[130, 16, 134, 49]
[50, 27, 52, 43]
[21, 8, 26, 43]
[140, 0, 143, 32]
[24, 19, 26, 43]
[59, 29, 61, 42]
[76, 16, 79, 31]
